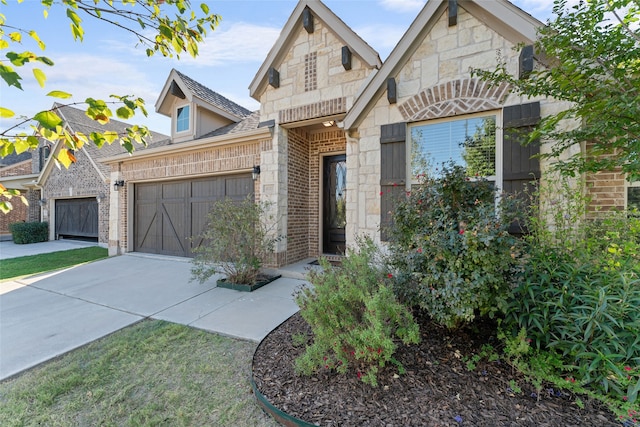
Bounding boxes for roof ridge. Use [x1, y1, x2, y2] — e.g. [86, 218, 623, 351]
[174, 69, 253, 118]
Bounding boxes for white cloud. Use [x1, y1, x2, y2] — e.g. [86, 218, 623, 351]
[162, 22, 281, 67]
[354, 24, 407, 59]
[378, 0, 426, 13]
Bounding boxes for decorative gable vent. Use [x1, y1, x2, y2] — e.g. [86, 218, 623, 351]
[448, 0, 458, 26]
[303, 7, 314, 33]
[169, 81, 185, 99]
[342, 46, 352, 71]
[387, 78, 397, 104]
[268, 67, 280, 88]
[519, 45, 534, 79]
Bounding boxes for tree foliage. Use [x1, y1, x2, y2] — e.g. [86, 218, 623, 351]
[0, 0, 219, 211]
[473, 0, 640, 179]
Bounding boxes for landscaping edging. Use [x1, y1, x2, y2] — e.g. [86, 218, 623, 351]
[251, 313, 315, 427]
[216, 274, 281, 292]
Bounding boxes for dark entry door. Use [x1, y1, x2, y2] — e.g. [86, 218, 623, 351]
[323, 155, 346, 254]
[55, 198, 98, 240]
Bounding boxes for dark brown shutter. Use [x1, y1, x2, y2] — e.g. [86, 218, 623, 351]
[380, 123, 406, 241]
[503, 102, 541, 234]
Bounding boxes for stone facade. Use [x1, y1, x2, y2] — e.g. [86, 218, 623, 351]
[347, 6, 549, 243]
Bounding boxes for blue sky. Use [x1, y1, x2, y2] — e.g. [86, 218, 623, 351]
[2, 0, 558, 136]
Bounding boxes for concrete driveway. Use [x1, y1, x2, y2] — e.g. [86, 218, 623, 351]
[0, 253, 304, 381]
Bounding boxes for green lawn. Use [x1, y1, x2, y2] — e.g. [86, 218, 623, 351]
[0, 320, 278, 427]
[0, 246, 108, 280]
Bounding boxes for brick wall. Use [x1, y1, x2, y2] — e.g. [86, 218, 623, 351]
[113, 138, 270, 254]
[286, 128, 311, 264]
[42, 146, 109, 243]
[0, 160, 34, 236]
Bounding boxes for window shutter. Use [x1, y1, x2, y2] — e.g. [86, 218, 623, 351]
[503, 102, 541, 234]
[380, 123, 406, 241]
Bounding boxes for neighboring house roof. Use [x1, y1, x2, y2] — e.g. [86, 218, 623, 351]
[0, 151, 31, 168]
[155, 69, 252, 121]
[37, 104, 170, 185]
[342, 0, 544, 130]
[249, 0, 382, 100]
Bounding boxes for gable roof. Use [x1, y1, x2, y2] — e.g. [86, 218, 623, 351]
[0, 150, 32, 168]
[249, 0, 382, 100]
[342, 0, 544, 130]
[37, 104, 170, 185]
[156, 69, 252, 121]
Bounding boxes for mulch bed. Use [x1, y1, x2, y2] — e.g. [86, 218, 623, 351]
[252, 312, 621, 426]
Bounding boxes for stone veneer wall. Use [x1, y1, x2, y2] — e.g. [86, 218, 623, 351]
[113, 139, 270, 255]
[348, 6, 527, 244]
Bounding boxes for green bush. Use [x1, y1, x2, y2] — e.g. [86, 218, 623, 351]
[503, 180, 640, 406]
[294, 238, 420, 386]
[9, 222, 49, 244]
[387, 164, 523, 329]
[191, 197, 283, 285]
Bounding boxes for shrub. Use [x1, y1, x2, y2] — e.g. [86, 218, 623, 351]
[9, 222, 49, 244]
[387, 164, 523, 329]
[294, 237, 420, 387]
[190, 197, 283, 285]
[503, 179, 640, 406]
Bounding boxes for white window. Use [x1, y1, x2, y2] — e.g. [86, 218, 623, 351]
[408, 112, 501, 187]
[627, 180, 640, 213]
[176, 105, 190, 133]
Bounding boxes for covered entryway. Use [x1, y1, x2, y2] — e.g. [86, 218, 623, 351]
[134, 175, 253, 257]
[55, 198, 99, 241]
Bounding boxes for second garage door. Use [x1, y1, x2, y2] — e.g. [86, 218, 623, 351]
[134, 175, 253, 257]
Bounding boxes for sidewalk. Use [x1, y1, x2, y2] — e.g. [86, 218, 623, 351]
[0, 253, 307, 381]
[0, 239, 99, 260]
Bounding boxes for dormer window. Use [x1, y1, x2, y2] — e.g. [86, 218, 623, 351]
[176, 105, 190, 133]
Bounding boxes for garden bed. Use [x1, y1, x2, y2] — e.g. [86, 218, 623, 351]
[253, 312, 620, 426]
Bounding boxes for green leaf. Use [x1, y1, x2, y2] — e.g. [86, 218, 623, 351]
[116, 106, 134, 120]
[103, 131, 119, 144]
[33, 68, 46, 88]
[0, 64, 22, 90]
[0, 107, 15, 118]
[200, 3, 209, 14]
[29, 30, 45, 50]
[27, 136, 40, 149]
[36, 56, 54, 66]
[34, 110, 63, 130]
[46, 90, 72, 99]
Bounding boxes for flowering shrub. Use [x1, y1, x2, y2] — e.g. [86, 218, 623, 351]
[387, 164, 523, 329]
[294, 237, 420, 386]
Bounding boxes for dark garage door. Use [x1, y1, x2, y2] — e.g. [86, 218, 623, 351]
[134, 175, 253, 257]
[55, 198, 99, 240]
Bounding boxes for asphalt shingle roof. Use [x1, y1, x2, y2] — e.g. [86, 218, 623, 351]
[174, 70, 253, 119]
[199, 111, 261, 139]
[54, 104, 170, 175]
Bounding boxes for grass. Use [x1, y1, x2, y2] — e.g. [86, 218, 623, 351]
[0, 320, 278, 427]
[0, 246, 108, 280]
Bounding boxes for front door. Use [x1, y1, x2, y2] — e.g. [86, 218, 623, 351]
[323, 154, 346, 254]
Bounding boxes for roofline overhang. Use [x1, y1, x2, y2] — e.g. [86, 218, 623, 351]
[100, 126, 272, 164]
[0, 174, 39, 190]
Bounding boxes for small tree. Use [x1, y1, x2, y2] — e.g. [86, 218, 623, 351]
[473, 0, 640, 179]
[190, 197, 282, 285]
